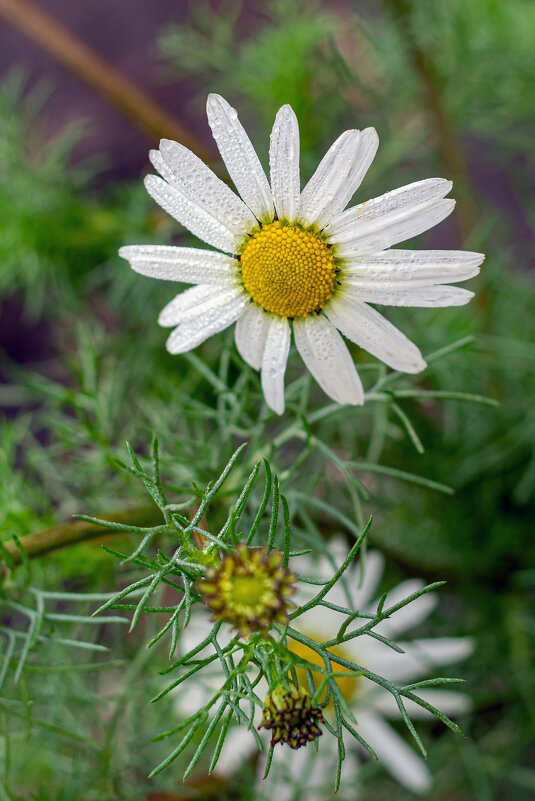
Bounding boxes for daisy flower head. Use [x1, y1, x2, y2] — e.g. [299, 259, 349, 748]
[120, 94, 484, 414]
[278, 543, 475, 795]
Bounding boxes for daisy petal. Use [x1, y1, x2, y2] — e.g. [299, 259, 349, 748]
[166, 291, 248, 354]
[148, 148, 175, 184]
[145, 174, 242, 254]
[343, 249, 484, 285]
[400, 637, 475, 669]
[294, 315, 364, 405]
[261, 316, 291, 415]
[371, 688, 472, 719]
[157, 138, 255, 232]
[235, 303, 269, 370]
[357, 636, 473, 682]
[343, 127, 379, 203]
[159, 285, 240, 327]
[374, 579, 437, 637]
[174, 682, 211, 719]
[299, 542, 384, 609]
[295, 603, 344, 642]
[344, 282, 474, 307]
[326, 295, 426, 373]
[411, 688, 472, 717]
[326, 177, 452, 238]
[261, 739, 359, 800]
[119, 245, 239, 284]
[269, 104, 300, 223]
[352, 550, 385, 608]
[206, 93, 274, 222]
[214, 724, 258, 776]
[300, 549, 385, 624]
[337, 198, 455, 255]
[178, 613, 235, 656]
[356, 710, 431, 793]
[325, 178, 454, 254]
[178, 611, 215, 655]
[298, 128, 378, 229]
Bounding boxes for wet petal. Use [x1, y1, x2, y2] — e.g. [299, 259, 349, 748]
[166, 290, 248, 353]
[325, 178, 454, 254]
[234, 303, 269, 370]
[343, 248, 484, 285]
[145, 174, 243, 254]
[261, 316, 291, 415]
[159, 285, 238, 327]
[298, 128, 378, 229]
[294, 314, 364, 405]
[156, 138, 255, 234]
[270, 104, 300, 223]
[355, 711, 431, 793]
[344, 282, 474, 307]
[206, 93, 274, 222]
[119, 244, 239, 284]
[326, 294, 426, 373]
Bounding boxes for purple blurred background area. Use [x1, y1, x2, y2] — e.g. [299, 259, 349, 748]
[0, 0, 211, 180]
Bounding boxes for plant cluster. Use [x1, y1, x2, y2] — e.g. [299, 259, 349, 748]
[1, 1, 534, 799]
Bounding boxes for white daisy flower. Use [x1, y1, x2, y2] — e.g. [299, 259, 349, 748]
[173, 544, 473, 795]
[278, 544, 474, 795]
[120, 94, 484, 415]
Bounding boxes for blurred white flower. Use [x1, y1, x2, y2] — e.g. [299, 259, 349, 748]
[173, 543, 473, 796]
[276, 544, 474, 795]
[120, 94, 483, 414]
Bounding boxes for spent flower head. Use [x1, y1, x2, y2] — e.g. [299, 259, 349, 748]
[120, 93, 484, 414]
[259, 684, 324, 749]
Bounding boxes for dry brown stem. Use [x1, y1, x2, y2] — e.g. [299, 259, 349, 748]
[383, 0, 478, 241]
[3, 506, 161, 566]
[0, 0, 214, 158]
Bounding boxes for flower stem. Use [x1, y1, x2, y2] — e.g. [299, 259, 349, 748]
[3, 506, 161, 567]
[382, 0, 478, 241]
[0, 0, 214, 159]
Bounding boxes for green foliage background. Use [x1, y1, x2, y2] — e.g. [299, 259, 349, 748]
[1, 0, 534, 799]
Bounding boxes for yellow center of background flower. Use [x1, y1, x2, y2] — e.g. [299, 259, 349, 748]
[289, 636, 357, 705]
[240, 221, 337, 318]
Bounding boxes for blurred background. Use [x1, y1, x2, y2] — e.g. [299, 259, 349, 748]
[0, 1, 534, 799]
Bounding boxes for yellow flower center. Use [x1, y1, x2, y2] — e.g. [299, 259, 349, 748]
[197, 545, 296, 637]
[289, 636, 358, 706]
[240, 221, 338, 318]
